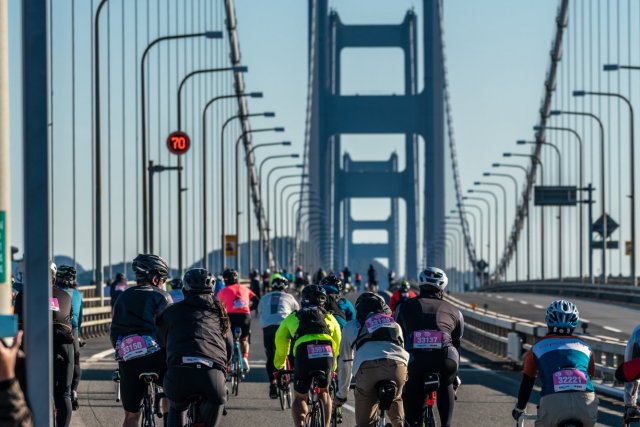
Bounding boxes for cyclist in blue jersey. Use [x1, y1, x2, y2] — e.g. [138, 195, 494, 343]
[320, 275, 355, 329]
[512, 300, 598, 426]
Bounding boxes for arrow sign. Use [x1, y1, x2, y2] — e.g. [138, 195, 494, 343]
[592, 213, 619, 238]
[476, 260, 488, 271]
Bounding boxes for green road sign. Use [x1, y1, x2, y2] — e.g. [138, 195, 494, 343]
[0, 211, 5, 282]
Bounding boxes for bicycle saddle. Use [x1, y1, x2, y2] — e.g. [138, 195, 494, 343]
[309, 370, 328, 381]
[375, 380, 397, 411]
[423, 373, 440, 394]
[138, 372, 159, 382]
[559, 421, 583, 427]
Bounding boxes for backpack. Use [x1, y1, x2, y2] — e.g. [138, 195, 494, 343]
[294, 306, 330, 342]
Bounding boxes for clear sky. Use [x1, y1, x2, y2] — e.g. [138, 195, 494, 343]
[8, 1, 636, 280]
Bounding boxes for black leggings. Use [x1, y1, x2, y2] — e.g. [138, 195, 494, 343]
[403, 350, 458, 427]
[53, 342, 74, 427]
[72, 330, 81, 392]
[164, 366, 226, 427]
[263, 325, 279, 381]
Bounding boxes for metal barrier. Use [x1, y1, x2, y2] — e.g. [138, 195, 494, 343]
[78, 284, 114, 338]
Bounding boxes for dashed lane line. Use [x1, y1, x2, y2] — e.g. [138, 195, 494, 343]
[85, 348, 115, 363]
[506, 297, 515, 302]
[604, 326, 623, 333]
[533, 304, 544, 309]
[519, 300, 528, 305]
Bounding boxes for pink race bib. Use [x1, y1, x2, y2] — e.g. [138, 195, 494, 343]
[115, 284, 127, 292]
[365, 314, 394, 333]
[413, 330, 443, 349]
[232, 299, 248, 309]
[307, 344, 333, 359]
[118, 336, 148, 361]
[552, 368, 587, 392]
[50, 298, 60, 312]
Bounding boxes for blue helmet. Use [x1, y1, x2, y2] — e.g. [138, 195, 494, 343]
[320, 274, 342, 295]
[545, 299, 579, 333]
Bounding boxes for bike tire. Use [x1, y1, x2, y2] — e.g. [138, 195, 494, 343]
[279, 386, 286, 410]
[424, 406, 436, 427]
[316, 399, 326, 427]
[142, 395, 156, 427]
[234, 363, 241, 396]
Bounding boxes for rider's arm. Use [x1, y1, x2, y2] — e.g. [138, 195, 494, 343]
[389, 292, 398, 313]
[225, 329, 233, 364]
[274, 315, 294, 370]
[336, 323, 355, 400]
[155, 311, 168, 348]
[452, 310, 464, 347]
[516, 350, 538, 409]
[328, 315, 342, 368]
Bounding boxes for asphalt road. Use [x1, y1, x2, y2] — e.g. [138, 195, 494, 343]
[453, 291, 639, 342]
[70, 315, 625, 426]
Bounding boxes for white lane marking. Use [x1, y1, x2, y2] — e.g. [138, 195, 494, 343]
[506, 297, 515, 302]
[581, 317, 591, 323]
[604, 326, 623, 333]
[496, 295, 503, 299]
[85, 348, 115, 363]
[519, 300, 528, 305]
[533, 304, 544, 309]
[343, 404, 355, 413]
[595, 334, 623, 342]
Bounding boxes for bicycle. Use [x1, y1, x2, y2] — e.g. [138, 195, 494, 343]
[185, 396, 203, 427]
[139, 372, 162, 427]
[305, 370, 328, 427]
[229, 326, 245, 397]
[329, 372, 342, 427]
[375, 380, 397, 427]
[277, 361, 294, 410]
[112, 369, 121, 402]
[516, 411, 583, 427]
[422, 373, 440, 427]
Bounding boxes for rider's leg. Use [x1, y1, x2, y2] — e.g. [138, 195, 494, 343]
[402, 361, 424, 427]
[353, 368, 378, 427]
[319, 388, 332, 427]
[123, 411, 141, 427]
[354, 359, 408, 427]
[292, 391, 309, 427]
[435, 358, 458, 427]
[53, 342, 74, 427]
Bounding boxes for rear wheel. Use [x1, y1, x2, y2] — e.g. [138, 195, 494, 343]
[285, 383, 292, 409]
[279, 385, 286, 410]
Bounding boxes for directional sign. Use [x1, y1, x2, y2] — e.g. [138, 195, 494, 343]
[592, 240, 619, 249]
[476, 260, 488, 271]
[225, 235, 237, 257]
[592, 214, 619, 238]
[166, 131, 191, 156]
[534, 186, 578, 206]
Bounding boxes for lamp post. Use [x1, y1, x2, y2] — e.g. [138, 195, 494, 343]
[459, 208, 480, 287]
[200, 92, 262, 269]
[267, 166, 304, 255]
[475, 181, 508, 279]
[275, 175, 308, 266]
[462, 204, 484, 279]
[534, 125, 585, 282]
[464, 197, 492, 275]
[574, 87, 636, 286]
[139, 31, 222, 256]
[258, 154, 300, 270]
[242, 139, 288, 270]
[445, 224, 467, 288]
[504, 153, 545, 279]
[280, 185, 314, 268]
[148, 161, 183, 253]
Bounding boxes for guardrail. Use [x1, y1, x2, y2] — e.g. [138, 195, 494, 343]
[78, 284, 113, 338]
[447, 295, 627, 397]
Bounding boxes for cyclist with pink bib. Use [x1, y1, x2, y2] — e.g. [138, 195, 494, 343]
[217, 269, 259, 372]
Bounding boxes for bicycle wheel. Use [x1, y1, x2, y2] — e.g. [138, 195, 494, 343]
[315, 399, 326, 427]
[142, 395, 156, 427]
[234, 359, 241, 396]
[285, 383, 292, 409]
[423, 406, 435, 427]
[279, 385, 286, 410]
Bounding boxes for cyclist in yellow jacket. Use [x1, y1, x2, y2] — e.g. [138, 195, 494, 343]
[274, 284, 341, 427]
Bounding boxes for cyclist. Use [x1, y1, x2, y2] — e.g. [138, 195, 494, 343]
[366, 264, 377, 290]
[110, 272, 129, 310]
[342, 266, 352, 286]
[389, 280, 416, 315]
[621, 324, 640, 419]
[294, 266, 305, 289]
[156, 268, 232, 427]
[512, 300, 598, 427]
[250, 269, 262, 298]
[395, 267, 463, 427]
[354, 273, 362, 292]
[258, 276, 299, 398]
[320, 275, 355, 329]
[335, 292, 409, 427]
[217, 269, 259, 373]
[110, 254, 173, 427]
[274, 285, 341, 427]
[57, 266, 84, 411]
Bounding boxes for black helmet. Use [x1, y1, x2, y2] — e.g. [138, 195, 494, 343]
[132, 254, 170, 282]
[399, 280, 410, 292]
[355, 292, 389, 323]
[183, 268, 215, 294]
[271, 276, 289, 291]
[56, 265, 77, 287]
[222, 269, 239, 285]
[115, 272, 127, 282]
[301, 284, 327, 307]
[320, 275, 342, 294]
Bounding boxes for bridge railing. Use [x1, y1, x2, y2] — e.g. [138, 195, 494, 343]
[78, 284, 114, 338]
[447, 295, 626, 390]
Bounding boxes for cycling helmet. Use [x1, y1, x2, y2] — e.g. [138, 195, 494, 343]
[320, 274, 342, 295]
[545, 299, 580, 333]
[399, 280, 410, 292]
[115, 272, 127, 282]
[355, 292, 389, 323]
[271, 276, 289, 291]
[55, 265, 77, 287]
[418, 267, 448, 291]
[301, 284, 327, 307]
[222, 269, 239, 285]
[132, 253, 170, 282]
[182, 268, 215, 294]
[49, 261, 57, 275]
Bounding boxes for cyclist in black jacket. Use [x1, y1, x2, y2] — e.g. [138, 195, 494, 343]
[110, 254, 173, 427]
[395, 267, 464, 427]
[157, 268, 232, 427]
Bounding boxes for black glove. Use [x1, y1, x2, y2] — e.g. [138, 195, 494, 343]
[511, 407, 525, 421]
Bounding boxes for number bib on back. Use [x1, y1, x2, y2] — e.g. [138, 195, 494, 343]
[50, 298, 60, 312]
[307, 344, 333, 359]
[552, 368, 587, 392]
[232, 298, 248, 310]
[413, 330, 443, 349]
[118, 335, 148, 361]
[365, 314, 394, 333]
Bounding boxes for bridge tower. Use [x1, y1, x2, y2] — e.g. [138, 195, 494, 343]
[307, 0, 445, 275]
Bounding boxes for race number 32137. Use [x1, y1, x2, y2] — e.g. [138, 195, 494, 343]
[166, 131, 191, 155]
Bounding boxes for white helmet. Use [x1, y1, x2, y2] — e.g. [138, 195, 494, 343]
[418, 267, 448, 291]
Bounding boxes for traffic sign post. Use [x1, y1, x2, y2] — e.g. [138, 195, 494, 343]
[166, 131, 191, 155]
[627, 241, 633, 256]
[534, 185, 578, 206]
[225, 235, 238, 259]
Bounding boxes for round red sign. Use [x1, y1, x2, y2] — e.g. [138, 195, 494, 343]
[166, 131, 191, 155]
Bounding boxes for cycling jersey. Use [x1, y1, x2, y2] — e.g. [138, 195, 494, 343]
[273, 310, 341, 370]
[389, 289, 416, 313]
[624, 324, 640, 406]
[61, 287, 83, 332]
[217, 284, 257, 314]
[109, 280, 128, 307]
[257, 290, 299, 328]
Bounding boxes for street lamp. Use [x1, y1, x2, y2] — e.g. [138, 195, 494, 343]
[456, 208, 480, 287]
[200, 92, 263, 269]
[463, 196, 492, 275]
[147, 161, 183, 253]
[278, 182, 311, 267]
[275, 174, 308, 266]
[550, 109, 607, 283]
[573, 88, 636, 286]
[475, 181, 508, 279]
[139, 31, 222, 256]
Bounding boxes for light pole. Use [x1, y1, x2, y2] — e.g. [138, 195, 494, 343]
[466, 194, 495, 276]
[280, 185, 313, 268]
[268, 166, 304, 256]
[462, 204, 484, 280]
[242, 140, 288, 270]
[574, 87, 636, 286]
[475, 181, 508, 279]
[258, 154, 300, 270]
[139, 31, 222, 256]
[458, 208, 480, 287]
[288, 192, 319, 269]
[200, 92, 262, 269]
[148, 161, 182, 253]
[550, 109, 606, 283]
[505, 152, 545, 279]
[534, 125, 585, 282]
[275, 174, 308, 266]
[445, 224, 467, 288]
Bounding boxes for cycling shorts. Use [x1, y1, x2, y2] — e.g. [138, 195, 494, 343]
[293, 339, 334, 394]
[118, 350, 166, 413]
[229, 313, 251, 339]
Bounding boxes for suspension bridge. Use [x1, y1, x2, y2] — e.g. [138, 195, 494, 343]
[1, 0, 640, 425]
